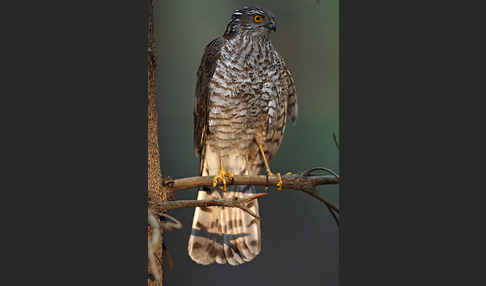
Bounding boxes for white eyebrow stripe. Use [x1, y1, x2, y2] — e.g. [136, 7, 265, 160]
[233, 8, 266, 16]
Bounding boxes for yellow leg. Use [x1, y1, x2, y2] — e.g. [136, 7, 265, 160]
[257, 143, 283, 191]
[212, 156, 234, 192]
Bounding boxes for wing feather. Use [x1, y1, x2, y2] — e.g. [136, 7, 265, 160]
[194, 37, 225, 162]
[278, 56, 298, 125]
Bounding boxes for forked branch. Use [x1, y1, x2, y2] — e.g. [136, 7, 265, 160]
[152, 168, 341, 225]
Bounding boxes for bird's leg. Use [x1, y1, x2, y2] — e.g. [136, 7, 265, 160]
[212, 156, 234, 192]
[256, 141, 283, 191]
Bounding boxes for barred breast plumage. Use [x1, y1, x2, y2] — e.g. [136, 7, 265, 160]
[189, 6, 298, 266]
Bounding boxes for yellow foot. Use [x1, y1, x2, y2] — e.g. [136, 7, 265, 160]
[266, 172, 283, 191]
[257, 141, 284, 192]
[212, 163, 234, 192]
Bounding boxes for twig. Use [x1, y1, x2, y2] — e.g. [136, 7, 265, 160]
[302, 167, 339, 179]
[301, 188, 340, 226]
[333, 132, 340, 151]
[156, 212, 183, 231]
[151, 193, 267, 220]
[148, 208, 162, 286]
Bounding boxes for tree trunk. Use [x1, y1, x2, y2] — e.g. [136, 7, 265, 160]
[147, 0, 166, 285]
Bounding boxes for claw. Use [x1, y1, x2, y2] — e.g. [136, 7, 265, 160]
[257, 141, 283, 191]
[269, 172, 283, 191]
[212, 158, 233, 191]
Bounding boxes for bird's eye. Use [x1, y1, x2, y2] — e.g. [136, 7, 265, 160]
[253, 15, 264, 23]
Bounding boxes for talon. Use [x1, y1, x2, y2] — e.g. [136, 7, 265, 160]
[212, 158, 233, 192]
[257, 141, 283, 192]
[269, 172, 283, 191]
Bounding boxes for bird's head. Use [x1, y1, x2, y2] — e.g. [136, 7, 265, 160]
[224, 6, 277, 38]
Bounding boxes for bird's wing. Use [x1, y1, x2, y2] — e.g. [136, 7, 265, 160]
[278, 56, 298, 125]
[194, 37, 225, 169]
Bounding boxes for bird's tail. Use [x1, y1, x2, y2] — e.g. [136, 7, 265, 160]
[188, 185, 261, 265]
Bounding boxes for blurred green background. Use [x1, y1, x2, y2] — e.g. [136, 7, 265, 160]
[154, 0, 339, 285]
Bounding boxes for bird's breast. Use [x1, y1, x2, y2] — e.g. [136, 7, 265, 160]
[205, 37, 287, 157]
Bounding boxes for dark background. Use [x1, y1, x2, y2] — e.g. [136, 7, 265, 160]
[154, 1, 339, 285]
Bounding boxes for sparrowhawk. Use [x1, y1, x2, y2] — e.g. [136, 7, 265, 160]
[189, 6, 298, 266]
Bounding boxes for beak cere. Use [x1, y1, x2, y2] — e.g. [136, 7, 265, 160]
[266, 22, 276, 32]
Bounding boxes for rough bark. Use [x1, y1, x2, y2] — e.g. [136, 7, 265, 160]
[147, 0, 166, 285]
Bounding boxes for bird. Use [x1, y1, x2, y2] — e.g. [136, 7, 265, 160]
[188, 6, 298, 266]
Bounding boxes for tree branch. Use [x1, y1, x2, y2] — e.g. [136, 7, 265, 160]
[154, 169, 340, 225]
[151, 193, 267, 220]
[147, 0, 165, 285]
[162, 172, 339, 193]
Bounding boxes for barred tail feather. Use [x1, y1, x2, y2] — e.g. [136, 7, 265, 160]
[187, 187, 225, 265]
[188, 185, 261, 265]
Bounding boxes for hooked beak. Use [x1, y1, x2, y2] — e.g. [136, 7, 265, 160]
[266, 22, 276, 32]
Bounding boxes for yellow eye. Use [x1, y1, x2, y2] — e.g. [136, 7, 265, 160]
[253, 15, 264, 23]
